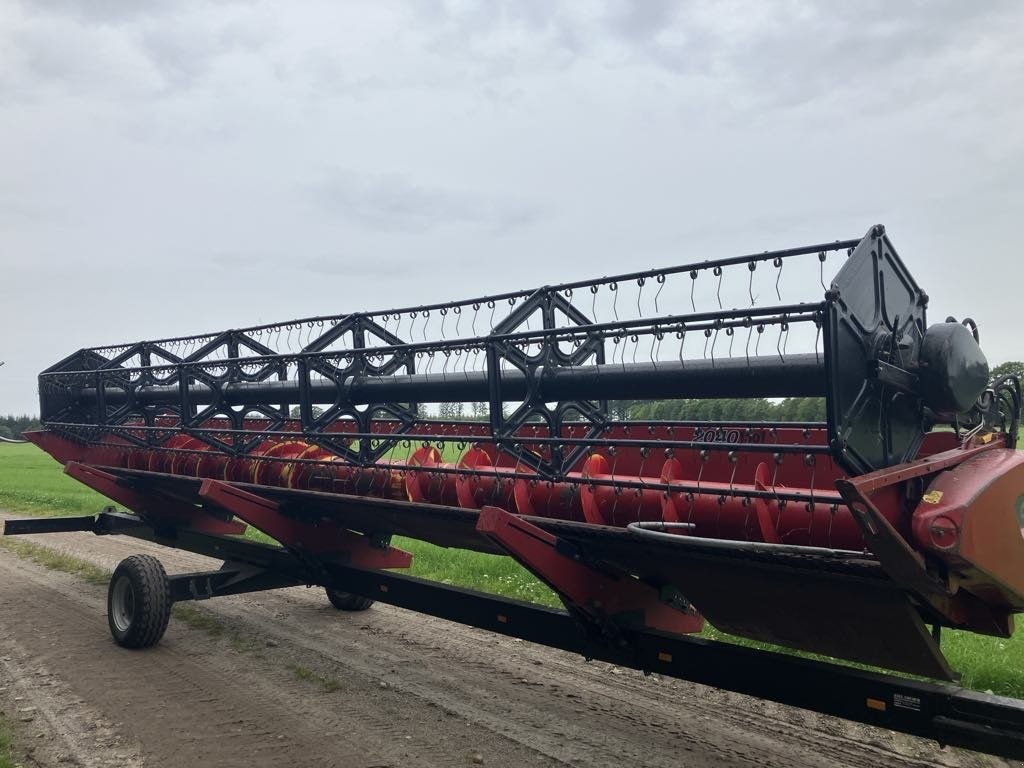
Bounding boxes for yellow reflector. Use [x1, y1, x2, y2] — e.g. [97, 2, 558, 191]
[866, 698, 887, 711]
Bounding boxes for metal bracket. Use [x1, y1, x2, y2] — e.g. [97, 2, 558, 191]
[871, 360, 919, 394]
[837, 455, 1013, 640]
[168, 561, 303, 602]
[64, 462, 247, 536]
[476, 505, 702, 641]
[197, 479, 413, 569]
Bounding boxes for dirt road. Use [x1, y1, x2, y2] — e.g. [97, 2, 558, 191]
[0, 514, 1012, 768]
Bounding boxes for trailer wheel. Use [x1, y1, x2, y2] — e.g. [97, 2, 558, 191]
[325, 588, 374, 611]
[108, 555, 172, 648]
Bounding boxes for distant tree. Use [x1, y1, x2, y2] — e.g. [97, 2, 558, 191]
[435, 402, 467, 421]
[714, 399, 736, 421]
[608, 400, 636, 420]
[621, 397, 823, 424]
[0, 415, 41, 438]
[288, 406, 324, 419]
[991, 361, 1024, 381]
[437, 402, 451, 420]
[630, 401, 654, 420]
[796, 397, 826, 422]
[736, 398, 773, 421]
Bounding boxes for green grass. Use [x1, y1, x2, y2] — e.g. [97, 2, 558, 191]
[0, 443, 110, 516]
[5, 441, 1024, 696]
[0, 712, 14, 768]
[943, 631, 1024, 697]
[288, 664, 343, 692]
[0, 535, 110, 586]
[394, 538, 560, 607]
[170, 603, 255, 653]
[172, 603, 227, 637]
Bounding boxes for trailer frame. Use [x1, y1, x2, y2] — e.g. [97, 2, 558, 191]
[6, 505, 1024, 761]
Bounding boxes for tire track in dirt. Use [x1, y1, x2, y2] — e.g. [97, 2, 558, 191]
[0, 543, 565, 768]
[0, 514, 1015, 767]
[212, 589, 996, 768]
[0, 631, 145, 768]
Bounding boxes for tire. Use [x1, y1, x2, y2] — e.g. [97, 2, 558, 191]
[325, 588, 374, 611]
[108, 554, 172, 648]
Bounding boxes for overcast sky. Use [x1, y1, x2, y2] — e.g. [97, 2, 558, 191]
[1, 0, 1021, 415]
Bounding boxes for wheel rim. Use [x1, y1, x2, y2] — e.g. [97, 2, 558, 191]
[111, 575, 135, 633]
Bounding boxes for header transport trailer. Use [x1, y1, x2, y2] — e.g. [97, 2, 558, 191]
[6, 225, 1024, 759]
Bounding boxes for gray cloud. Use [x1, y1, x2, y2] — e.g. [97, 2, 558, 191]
[23, 0, 181, 25]
[0, 198, 67, 230]
[605, 0, 679, 44]
[206, 248, 425, 279]
[3, 0, 269, 100]
[309, 170, 549, 234]
[0, 0, 1022, 415]
[655, 2, 1021, 112]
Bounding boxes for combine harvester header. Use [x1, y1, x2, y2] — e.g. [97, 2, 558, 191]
[7, 225, 1024, 758]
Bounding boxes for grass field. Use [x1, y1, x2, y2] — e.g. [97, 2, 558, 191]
[0, 712, 12, 768]
[2, 441, 1024, 697]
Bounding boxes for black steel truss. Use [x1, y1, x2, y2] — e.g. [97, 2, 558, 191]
[37, 226, 1013, 476]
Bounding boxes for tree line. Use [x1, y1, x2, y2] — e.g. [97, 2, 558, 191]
[612, 397, 825, 422]
[0, 415, 42, 440]
[424, 397, 825, 422]
[992, 361, 1024, 380]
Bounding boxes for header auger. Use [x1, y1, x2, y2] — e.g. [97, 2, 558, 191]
[8, 225, 1024, 758]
